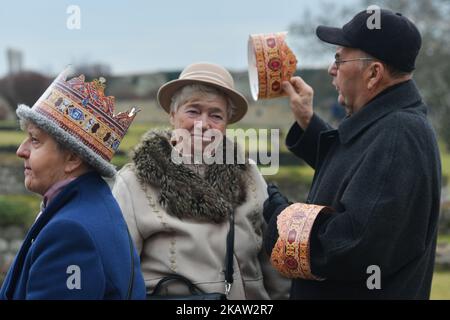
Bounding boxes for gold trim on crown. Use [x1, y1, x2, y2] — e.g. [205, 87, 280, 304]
[32, 70, 138, 161]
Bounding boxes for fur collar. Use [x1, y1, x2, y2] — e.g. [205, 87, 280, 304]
[131, 129, 249, 223]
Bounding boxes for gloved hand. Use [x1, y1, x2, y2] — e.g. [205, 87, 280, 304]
[263, 183, 291, 223]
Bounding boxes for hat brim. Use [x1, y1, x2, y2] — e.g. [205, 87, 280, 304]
[157, 79, 248, 124]
[316, 26, 353, 47]
[16, 104, 117, 178]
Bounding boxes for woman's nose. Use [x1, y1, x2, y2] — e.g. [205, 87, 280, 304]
[200, 114, 211, 129]
[16, 140, 30, 159]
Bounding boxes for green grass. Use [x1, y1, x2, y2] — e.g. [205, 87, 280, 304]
[117, 123, 169, 152]
[441, 150, 450, 179]
[0, 153, 22, 165]
[111, 154, 131, 168]
[431, 270, 450, 300]
[438, 234, 450, 245]
[0, 120, 19, 130]
[431, 233, 450, 299]
[0, 130, 26, 146]
[0, 194, 41, 228]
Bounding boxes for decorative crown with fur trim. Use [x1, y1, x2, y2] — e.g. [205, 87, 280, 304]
[16, 68, 138, 177]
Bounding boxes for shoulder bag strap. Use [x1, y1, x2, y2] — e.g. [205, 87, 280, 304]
[126, 227, 135, 300]
[224, 210, 235, 297]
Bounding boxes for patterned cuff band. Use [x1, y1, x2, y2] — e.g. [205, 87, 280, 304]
[270, 203, 333, 280]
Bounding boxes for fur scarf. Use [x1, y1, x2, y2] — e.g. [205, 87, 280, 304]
[131, 129, 249, 223]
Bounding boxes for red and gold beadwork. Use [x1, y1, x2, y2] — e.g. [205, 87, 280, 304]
[248, 32, 298, 100]
[33, 72, 138, 162]
[270, 203, 332, 280]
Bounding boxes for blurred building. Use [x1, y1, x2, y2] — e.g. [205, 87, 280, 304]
[6, 48, 23, 75]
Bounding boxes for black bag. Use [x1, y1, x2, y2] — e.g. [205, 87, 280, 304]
[146, 211, 235, 300]
[146, 274, 227, 300]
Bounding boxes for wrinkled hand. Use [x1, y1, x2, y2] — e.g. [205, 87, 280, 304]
[263, 183, 291, 223]
[282, 77, 314, 130]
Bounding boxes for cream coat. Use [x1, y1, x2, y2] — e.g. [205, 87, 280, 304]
[112, 131, 290, 299]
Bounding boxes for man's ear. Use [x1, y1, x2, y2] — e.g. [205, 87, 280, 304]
[64, 151, 85, 174]
[367, 62, 384, 90]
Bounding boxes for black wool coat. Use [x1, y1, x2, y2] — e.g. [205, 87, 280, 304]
[270, 80, 442, 299]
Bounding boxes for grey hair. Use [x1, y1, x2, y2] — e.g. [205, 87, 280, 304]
[360, 53, 376, 70]
[360, 53, 412, 78]
[169, 84, 236, 121]
[19, 118, 69, 153]
[16, 104, 116, 177]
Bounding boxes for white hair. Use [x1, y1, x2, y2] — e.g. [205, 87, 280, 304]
[170, 84, 236, 121]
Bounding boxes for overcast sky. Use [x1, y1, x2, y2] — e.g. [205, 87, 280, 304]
[0, 0, 361, 76]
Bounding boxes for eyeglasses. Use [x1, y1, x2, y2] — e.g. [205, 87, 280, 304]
[333, 58, 374, 70]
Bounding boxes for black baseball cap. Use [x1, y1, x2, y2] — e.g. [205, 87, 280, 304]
[316, 9, 421, 72]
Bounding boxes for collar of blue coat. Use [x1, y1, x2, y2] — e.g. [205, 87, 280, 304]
[37, 172, 101, 223]
[337, 80, 425, 145]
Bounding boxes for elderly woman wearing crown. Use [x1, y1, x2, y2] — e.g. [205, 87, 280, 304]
[0, 69, 146, 300]
[112, 62, 290, 299]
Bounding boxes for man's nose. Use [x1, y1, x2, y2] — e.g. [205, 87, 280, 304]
[328, 62, 337, 76]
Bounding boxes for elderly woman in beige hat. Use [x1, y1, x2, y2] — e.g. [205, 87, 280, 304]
[112, 62, 290, 299]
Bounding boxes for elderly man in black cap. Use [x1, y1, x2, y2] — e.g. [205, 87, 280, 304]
[263, 8, 442, 299]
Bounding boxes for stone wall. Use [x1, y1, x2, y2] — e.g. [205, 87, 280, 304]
[0, 165, 26, 194]
[0, 225, 26, 283]
[0, 164, 30, 284]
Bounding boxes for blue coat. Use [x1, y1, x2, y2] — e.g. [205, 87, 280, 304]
[0, 172, 146, 299]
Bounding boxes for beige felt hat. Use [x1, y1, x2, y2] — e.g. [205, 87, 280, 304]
[157, 62, 248, 124]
